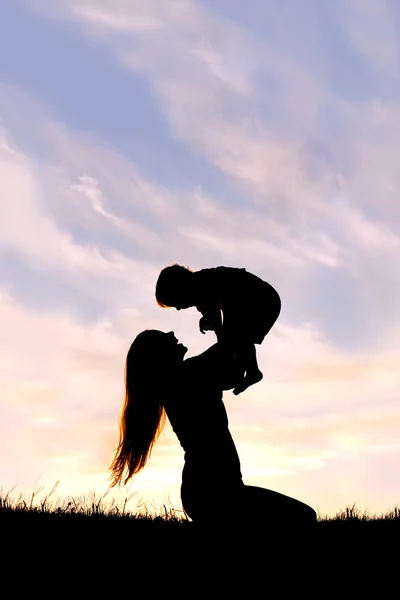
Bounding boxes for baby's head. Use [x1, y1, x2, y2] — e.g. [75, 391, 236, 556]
[156, 264, 195, 310]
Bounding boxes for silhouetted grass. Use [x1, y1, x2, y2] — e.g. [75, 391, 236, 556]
[1, 486, 397, 591]
[0, 482, 191, 531]
[1, 481, 399, 564]
[318, 502, 400, 523]
[1, 484, 400, 529]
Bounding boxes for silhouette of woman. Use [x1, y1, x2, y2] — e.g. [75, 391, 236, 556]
[109, 329, 316, 529]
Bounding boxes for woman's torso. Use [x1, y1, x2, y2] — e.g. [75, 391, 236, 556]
[163, 344, 243, 488]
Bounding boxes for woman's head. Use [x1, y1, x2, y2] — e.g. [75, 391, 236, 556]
[130, 329, 188, 363]
[109, 329, 187, 487]
[156, 264, 195, 310]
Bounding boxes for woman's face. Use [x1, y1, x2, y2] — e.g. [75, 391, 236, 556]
[163, 331, 188, 361]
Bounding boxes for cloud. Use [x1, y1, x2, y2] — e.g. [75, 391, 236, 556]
[0, 83, 343, 312]
[0, 127, 152, 277]
[3, 1, 400, 514]
[69, 174, 161, 248]
[341, 0, 399, 75]
[25, 1, 400, 269]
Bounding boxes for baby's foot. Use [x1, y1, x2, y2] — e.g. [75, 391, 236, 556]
[233, 370, 263, 395]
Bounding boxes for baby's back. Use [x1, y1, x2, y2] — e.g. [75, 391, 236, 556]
[196, 266, 279, 308]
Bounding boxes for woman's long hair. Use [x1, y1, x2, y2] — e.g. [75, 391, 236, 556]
[109, 330, 167, 487]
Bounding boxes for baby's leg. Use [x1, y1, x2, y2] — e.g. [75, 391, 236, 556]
[233, 343, 263, 395]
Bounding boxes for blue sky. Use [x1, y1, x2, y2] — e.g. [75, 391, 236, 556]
[1, 0, 400, 516]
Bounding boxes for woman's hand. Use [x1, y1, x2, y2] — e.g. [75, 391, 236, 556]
[199, 316, 214, 334]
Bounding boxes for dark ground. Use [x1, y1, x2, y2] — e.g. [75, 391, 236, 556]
[0, 502, 398, 594]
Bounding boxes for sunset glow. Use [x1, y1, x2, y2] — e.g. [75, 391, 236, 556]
[1, 0, 400, 517]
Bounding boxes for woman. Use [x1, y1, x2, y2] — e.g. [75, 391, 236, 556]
[109, 329, 316, 529]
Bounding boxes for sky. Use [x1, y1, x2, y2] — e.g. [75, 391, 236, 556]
[0, 0, 400, 518]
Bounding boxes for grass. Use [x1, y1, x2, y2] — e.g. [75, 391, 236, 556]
[1, 483, 399, 556]
[318, 502, 400, 523]
[1, 483, 400, 529]
[0, 482, 191, 530]
[1, 484, 399, 527]
[1, 486, 398, 590]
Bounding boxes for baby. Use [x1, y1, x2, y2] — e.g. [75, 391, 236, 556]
[155, 264, 281, 395]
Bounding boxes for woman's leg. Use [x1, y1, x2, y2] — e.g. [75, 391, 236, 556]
[182, 480, 316, 530]
[240, 485, 316, 527]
